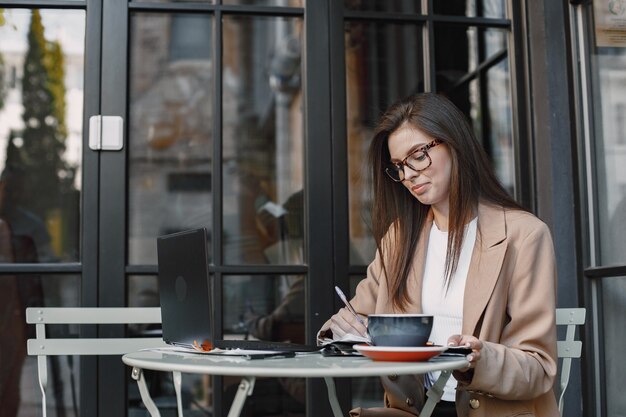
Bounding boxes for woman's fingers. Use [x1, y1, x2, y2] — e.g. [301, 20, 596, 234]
[448, 334, 483, 370]
[329, 308, 368, 337]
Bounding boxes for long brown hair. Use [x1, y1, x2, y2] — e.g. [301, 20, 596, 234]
[369, 93, 525, 311]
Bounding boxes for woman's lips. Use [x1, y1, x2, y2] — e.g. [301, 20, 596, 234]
[411, 183, 428, 195]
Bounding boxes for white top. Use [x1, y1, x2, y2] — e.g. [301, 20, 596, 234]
[422, 217, 477, 401]
[122, 350, 468, 378]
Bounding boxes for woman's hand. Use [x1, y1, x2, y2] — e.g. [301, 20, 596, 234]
[328, 307, 368, 338]
[448, 334, 483, 371]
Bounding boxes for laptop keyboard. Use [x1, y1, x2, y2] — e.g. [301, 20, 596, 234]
[214, 339, 319, 352]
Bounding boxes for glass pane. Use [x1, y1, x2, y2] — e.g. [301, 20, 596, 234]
[345, 20, 424, 265]
[0, 274, 80, 416]
[221, 274, 305, 415]
[434, 25, 514, 194]
[133, 0, 215, 3]
[344, 0, 421, 12]
[601, 276, 626, 416]
[432, 0, 506, 19]
[223, 275, 305, 342]
[224, 0, 304, 6]
[0, 9, 84, 263]
[592, 47, 626, 265]
[222, 15, 304, 265]
[128, 275, 160, 309]
[128, 13, 213, 265]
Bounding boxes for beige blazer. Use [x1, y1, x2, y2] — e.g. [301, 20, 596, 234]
[321, 203, 559, 417]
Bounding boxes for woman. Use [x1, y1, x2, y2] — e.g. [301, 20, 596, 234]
[319, 93, 558, 417]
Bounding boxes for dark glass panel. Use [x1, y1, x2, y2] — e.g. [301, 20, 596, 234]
[133, 0, 216, 3]
[601, 276, 626, 416]
[222, 274, 305, 343]
[345, 20, 423, 265]
[128, 13, 213, 265]
[434, 25, 514, 194]
[432, 0, 506, 19]
[590, 47, 626, 266]
[221, 15, 304, 265]
[224, 0, 304, 6]
[344, 0, 421, 13]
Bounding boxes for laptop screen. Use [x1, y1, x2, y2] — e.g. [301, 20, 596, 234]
[157, 228, 213, 349]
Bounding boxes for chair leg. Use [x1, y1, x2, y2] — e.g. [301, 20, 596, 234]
[558, 357, 572, 416]
[323, 377, 344, 417]
[421, 370, 452, 417]
[37, 356, 48, 417]
[172, 371, 183, 417]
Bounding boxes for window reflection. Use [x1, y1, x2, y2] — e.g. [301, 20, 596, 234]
[128, 13, 213, 265]
[601, 277, 626, 416]
[345, 20, 424, 265]
[0, 274, 80, 417]
[223, 274, 305, 415]
[0, 9, 84, 264]
[344, 0, 421, 12]
[592, 46, 626, 416]
[224, 0, 304, 5]
[435, 25, 514, 194]
[222, 15, 304, 265]
[594, 48, 626, 266]
[432, 0, 506, 19]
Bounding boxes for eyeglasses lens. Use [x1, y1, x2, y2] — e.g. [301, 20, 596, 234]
[386, 149, 430, 181]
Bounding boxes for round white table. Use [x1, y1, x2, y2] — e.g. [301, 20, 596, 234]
[123, 350, 468, 417]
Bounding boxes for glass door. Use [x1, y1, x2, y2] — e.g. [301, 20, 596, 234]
[0, 1, 101, 416]
[570, 2, 626, 416]
[98, 1, 321, 415]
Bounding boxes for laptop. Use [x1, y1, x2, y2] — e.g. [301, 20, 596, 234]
[156, 228, 317, 353]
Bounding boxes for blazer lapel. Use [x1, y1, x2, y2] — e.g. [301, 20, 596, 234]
[462, 203, 508, 335]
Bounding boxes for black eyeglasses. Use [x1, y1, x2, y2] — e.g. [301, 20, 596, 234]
[385, 140, 442, 182]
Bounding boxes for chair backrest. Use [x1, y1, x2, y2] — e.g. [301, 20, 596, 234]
[26, 307, 168, 417]
[555, 307, 586, 416]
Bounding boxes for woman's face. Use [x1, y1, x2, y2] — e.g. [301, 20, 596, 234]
[387, 123, 452, 212]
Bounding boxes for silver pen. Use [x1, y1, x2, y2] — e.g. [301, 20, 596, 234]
[334, 286, 367, 327]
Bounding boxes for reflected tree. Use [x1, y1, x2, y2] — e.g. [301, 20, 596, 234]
[0, 9, 5, 111]
[45, 40, 68, 140]
[0, 52, 5, 111]
[3, 10, 78, 260]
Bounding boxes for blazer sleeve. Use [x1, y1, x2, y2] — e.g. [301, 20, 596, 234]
[317, 241, 387, 337]
[460, 221, 558, 400]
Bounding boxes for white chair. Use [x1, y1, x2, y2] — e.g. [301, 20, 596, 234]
[556, 307, 586, 416]
[26, 307, 172, 417]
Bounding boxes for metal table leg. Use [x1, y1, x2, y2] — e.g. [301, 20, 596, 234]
[420, 370, 452, 417]
[172, 371, 183, 417]
[131, 367, 161, 417]
[323, 377, 344, 417]
[227, 376, 256, 417]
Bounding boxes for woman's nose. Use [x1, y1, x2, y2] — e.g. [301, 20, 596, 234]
[402, 164, 420, 181]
